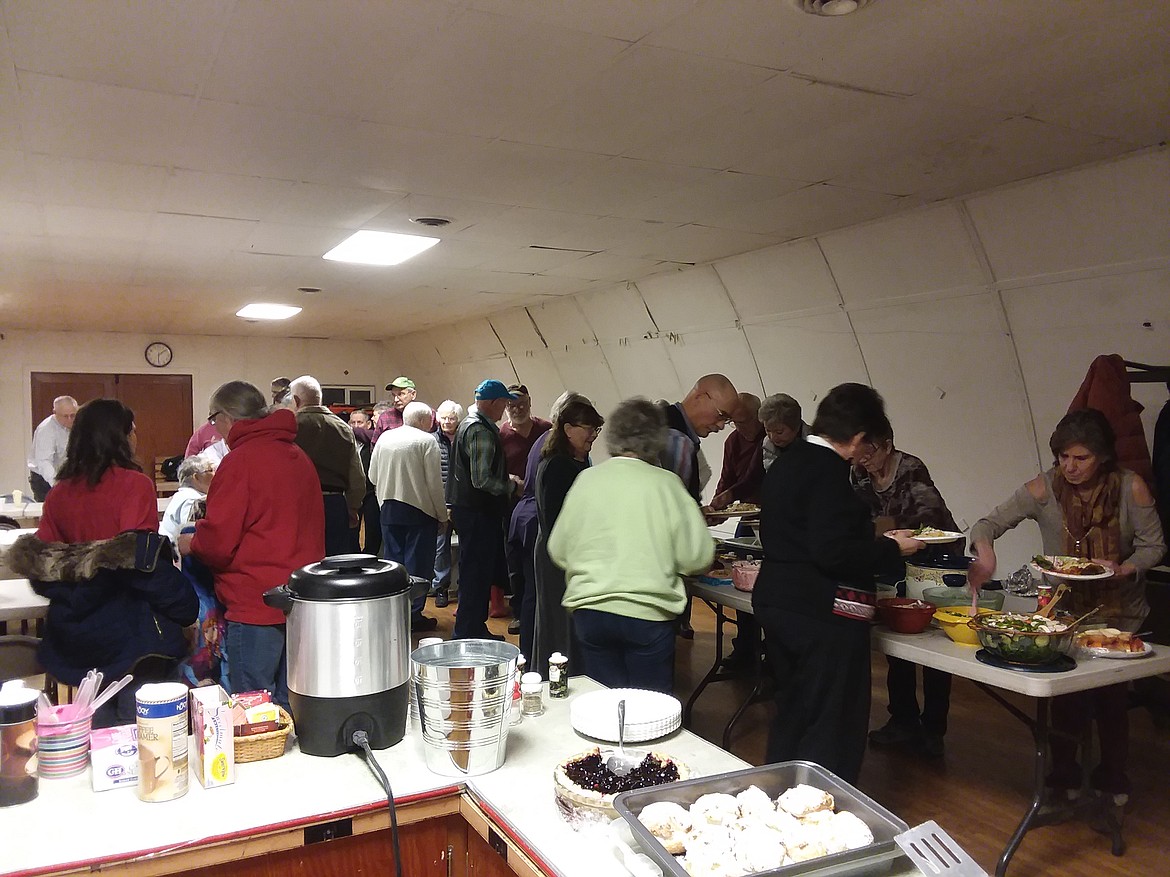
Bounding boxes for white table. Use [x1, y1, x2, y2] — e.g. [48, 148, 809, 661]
[875, 627, 1170, 875]
[0, 578, 48, 630]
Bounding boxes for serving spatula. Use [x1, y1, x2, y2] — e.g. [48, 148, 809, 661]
[895, 821, 988, 876]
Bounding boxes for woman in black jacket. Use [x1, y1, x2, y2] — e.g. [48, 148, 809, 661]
[754, 383, 923, 783]
[11, 400, 197, 727]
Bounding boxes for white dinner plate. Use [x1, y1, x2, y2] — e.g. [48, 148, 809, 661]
[570, 688, 682, 743]
[1029, 559, 1114, 581]
[911, 530, 965, 544]
[1081, 641, 1154, 660]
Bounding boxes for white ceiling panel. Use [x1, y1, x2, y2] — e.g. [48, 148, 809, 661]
[0, 1, 1164, 338]
[576, 284, 659, 343]
[509, 348, 566, 416]
[966, 151, 1170, 282]
[636, 266, 736, 334]
[5, 0, 233, 94]
[744, 312, 868, 407]
[716, 239, 839, 321]
[547, 345, 622, 417]
[663, 326, 761, 400]
[488, 307, 545, 354]
[600, 337, 683, 403]
[528, 298, 595, 349]
[432, 317, 507, 364]
[819, 205, 987, 307]
[543, 252, 667, 284]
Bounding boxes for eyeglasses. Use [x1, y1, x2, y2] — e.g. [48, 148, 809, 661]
[572, 424, 602, 439]
[207, 411, 221, 424]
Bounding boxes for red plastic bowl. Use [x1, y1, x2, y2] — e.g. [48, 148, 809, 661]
[877, 597, 937, 634]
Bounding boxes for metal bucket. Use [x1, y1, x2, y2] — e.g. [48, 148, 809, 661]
[411, 639, 519, 777]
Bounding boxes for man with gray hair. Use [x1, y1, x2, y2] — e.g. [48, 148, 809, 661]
[290, 375, 365, 556]
[369, 401, 448, 632]
[28, 395, 79, 501]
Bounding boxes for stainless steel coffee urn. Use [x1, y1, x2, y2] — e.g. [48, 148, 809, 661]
[264, 555, 423, 757]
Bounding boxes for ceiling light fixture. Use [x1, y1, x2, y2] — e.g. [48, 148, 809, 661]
[323, 230, 439, 266]
[236, 303, 302, 320]
[793, 0, 870, 15]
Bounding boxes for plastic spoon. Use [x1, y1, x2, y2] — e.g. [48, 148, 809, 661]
[83, 673, 134, 718]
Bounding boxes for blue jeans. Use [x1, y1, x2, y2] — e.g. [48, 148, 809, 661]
[572, 608, 676, 693]
[323, 493, 351, 557]
[433, 524, 455, 594]
[380, 500, 438, 615]
[226, 622, 289, 711]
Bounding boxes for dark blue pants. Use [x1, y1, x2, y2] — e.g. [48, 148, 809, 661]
[322, 493, 351, 557]
[433, 525, 455, 594]
[380, 501, 438, 615]
[226, 621, 289, 711]
[572, 608, 676, 693]
[359, 491, 381, 556]
[451, 506, 504, 639]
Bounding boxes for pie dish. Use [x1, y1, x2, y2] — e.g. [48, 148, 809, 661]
[554, 747, 689, 825]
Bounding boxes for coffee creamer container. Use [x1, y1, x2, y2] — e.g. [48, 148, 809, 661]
[135, 683, 189, 802]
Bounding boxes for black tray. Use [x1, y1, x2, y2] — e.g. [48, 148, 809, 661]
[975, 649, 1076, 673]
[613, 760, 909, 877]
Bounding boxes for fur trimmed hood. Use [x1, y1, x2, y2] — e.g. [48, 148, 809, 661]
[7, 530, 172, 584]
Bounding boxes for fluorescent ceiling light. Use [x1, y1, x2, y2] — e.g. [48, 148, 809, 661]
[323, 230, 440, 266]
[236, 303, 302, 320]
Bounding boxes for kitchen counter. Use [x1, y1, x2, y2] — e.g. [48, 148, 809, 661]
[1, 677, 928, 877]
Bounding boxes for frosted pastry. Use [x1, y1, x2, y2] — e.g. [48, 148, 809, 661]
[637, 801, 692, 855]
[735, 784, 775, 820]
[786, 838, 829, 863]
[734, 825, 787, 873]
[777, 783, 834, 818]
[762, 806, 803, 840]
[827, 810, 875, 852]
[690, 792, 741, 826]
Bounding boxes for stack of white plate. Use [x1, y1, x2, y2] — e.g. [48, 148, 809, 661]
[569, 688, 682, 743]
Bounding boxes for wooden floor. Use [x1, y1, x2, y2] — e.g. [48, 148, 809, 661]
[420, 597, 1170, 877]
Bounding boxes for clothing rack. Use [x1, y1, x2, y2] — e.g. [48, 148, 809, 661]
[1124, 360, 1170, 384]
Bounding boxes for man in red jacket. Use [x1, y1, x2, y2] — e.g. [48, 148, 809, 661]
[179, 380, 325, 708]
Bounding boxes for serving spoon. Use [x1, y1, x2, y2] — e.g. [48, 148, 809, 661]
[606, 699, 641, 777]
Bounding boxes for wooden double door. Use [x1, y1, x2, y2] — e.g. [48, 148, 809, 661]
[31, 372, 194, 480]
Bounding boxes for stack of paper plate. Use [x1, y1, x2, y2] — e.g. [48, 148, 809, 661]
[570, 688, 682, 742]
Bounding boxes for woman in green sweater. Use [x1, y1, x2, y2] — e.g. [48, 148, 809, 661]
[548, 398, 714, 693]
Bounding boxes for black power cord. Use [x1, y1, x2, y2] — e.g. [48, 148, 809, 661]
[352, 730, 404, 877]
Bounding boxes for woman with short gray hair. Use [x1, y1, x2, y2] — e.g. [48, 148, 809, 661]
[160, 456, 217, 545]
[548, 398, 713, 692]
[760, 393, 808, 471]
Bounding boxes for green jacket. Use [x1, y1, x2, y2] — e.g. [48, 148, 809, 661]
[548, 456, 714, 622]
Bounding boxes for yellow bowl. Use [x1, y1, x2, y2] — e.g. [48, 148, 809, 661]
[934, 607, 996, 646]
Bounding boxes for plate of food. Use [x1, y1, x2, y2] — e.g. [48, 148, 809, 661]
[1076, 629, 1153, 659]
[703, 502, 760, 521]
[909, 525, 965, 544]
[1030, 555, 1114, 581]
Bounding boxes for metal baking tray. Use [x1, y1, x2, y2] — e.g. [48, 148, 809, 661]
[613, 761, 909, 877]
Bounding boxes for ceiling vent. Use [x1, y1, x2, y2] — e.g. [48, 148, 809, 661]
[793, 0, 871, 15]
[410, 216, 452, 228]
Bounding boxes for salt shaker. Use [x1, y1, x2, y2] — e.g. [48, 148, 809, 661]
[548, 652, 569, 698]
[520, 672, 545, 717]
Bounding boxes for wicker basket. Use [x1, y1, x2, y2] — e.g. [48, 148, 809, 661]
[234, 707, 294, 763]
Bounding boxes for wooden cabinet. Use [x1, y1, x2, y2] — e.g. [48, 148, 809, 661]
[181, 816, 457, 877]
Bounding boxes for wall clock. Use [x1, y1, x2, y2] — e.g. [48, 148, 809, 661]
[145, 341, 173, 368]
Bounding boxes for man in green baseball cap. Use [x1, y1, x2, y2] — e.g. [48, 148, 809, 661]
[373, 377, 418, 441]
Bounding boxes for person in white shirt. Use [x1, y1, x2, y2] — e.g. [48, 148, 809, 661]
[160, 456, 217, 547]
[368, 401, 448, 631]
[27, 395, 78, 501]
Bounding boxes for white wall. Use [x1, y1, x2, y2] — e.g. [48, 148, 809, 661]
[387, 148, 1170, 576]
[0, 331, 386, 495]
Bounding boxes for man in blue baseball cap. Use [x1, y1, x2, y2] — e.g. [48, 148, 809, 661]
[446, 379, 523, 639]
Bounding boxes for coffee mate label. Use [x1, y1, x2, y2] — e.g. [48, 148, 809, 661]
[135, 683, 189, 802]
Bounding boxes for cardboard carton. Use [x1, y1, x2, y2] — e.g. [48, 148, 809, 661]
[190, 685, 235, 788]
[90, 725, 138, 792]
